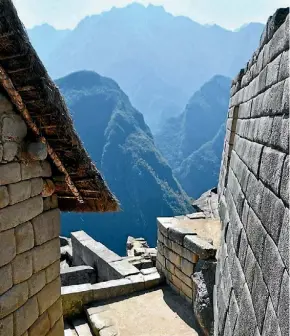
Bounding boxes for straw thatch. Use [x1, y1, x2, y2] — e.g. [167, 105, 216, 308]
[0, 0, 119, 212]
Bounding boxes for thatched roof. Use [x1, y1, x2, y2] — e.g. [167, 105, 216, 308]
[0, 0, 119, 212]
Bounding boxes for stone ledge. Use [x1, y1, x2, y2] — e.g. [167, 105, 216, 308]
[60, 266, 97, 286]
[184, 236, 216, 260]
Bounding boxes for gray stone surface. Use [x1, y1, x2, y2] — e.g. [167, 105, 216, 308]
[3, 142, 18, 161]
[0, 263, 12, 296]
[282, 77, 289, 113]
[184, 235, 216, 260]
[8, 180, 31, 205]
[168, 226, 196, 245]
[270, 115, 289, 153]
[27, 142, 48, 161]
[32, 238, 60, 272]
[0, 162, 21, 186]
[277, 270, 289, 336]
[243, 246, 256, 293]
[14, 296, 39, 336]
[15, 221, 34, 254]
[0, 186, 9, 208]
[0, 228, 16, 267]
[262, 298, 282, 336]
[278, 208, 289, 272]
[32, 209, 60, 246]
[266, 53, 281, 87]
[61, 266, 97, 286]
[37, 277, 61, 314]
[12, 251, 33, 284]
[280, 155, 289, 206]
[262, 80, 284, 116]
[2, 115, 27, 142]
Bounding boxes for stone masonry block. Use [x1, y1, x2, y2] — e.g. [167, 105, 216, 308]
[0, 195, 43, 232]
[0, 264, 12, 296]
[251, 263, 269, 333]
[165, 259, 175, 275]
[282, 78, 289, 114]
[228, 291, 239, 335]
[3, 141, 18, 162]
[181, 257, 195, 277]
[278, 209, 289, 272]
[280, 155, 289, 206]
[14, 296, 39, 336]
[278, 270, 289, 336]
[246, 172, 264, 216]
[262, 234, 285, 311]
[243, 246, 256, 293]
[251, 92, 264, 118]
[46, 317, 64, 336]
[257, 66, 267, 94]
[164, 247, 181, 268]
[175, 268, 192, 288]
[270, 17, 289, 65]
[231, 254, 247, 306]
[28, 311, 50, 336]
[8, 180, 31, 205]
[246, 208, 267, 266]
[0, 314, 13, 336]
[30, 178, 43, 197]
[40, 161, 52, 177]
[278, 50, 289, 82]
[2, 115, 27, 142]
[157, 230, 164, 244]
[262, 298, 282, 336]
[12, 251, 33, 284]
[37, 277, 61, 315]
[28, 270, 46, 298]
[262, 80, 284, 116]
[170, 241, 183, 255]
[47, 298, 62, 328]
[269, 115, 289, 153]
[15, 221, 34, 254]
[247, 142, 263, 176]
[260, 187, 285, 244]
[0, 186, 9, 208]
[21, 162, 42, 180]
[266, 53, 281, 88]
[0, 281, 28, 319]
[0, 162, 21, 186]
[27, 142, 48, 162]
[32, 209, 60, 246]
[259, 147, 285, 195]
[46, 260, 60, 284]
[0, 228, 16, 267]
[168, 226, 196, 245]
[257, 116, 274, 145]
[184, 235, 216, 260]
[157, 218, 173, 237]
[32, 238, 60, 273]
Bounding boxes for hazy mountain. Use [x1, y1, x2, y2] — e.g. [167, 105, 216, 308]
[57, 70, 191, 254]
[28, 24, 70, 64]
[155, 75, 231, 198]
[27, 4, 264, 132]
[175, 124, 226, 198]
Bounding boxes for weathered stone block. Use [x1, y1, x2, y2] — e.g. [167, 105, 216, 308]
[28, 311, 50, 336]
[251, 263, 269, 333]
[256, 116, 274, 145]
[243, 246, 256, 293]
[42, 179, 55, 198]
[165, 248, 181, 268]
[157, 253, 165, 268]
[184, 235, 216, 260]
[0, 229, 16, 267]
[157, 229, 164, 244]
[246, 172, 264, 216]
[3, 141, 18, 162]
[278, 50, 289, 82]
[228, 292, 239, 335]
[262, 234, 285, 311]
[8, 180, 31, 205]
[15, 221, 34, 254]
[0, 162, 21, 186]
[0, 195, 43, 231]
[168, 226, 196, 245]
[260, 147, 285, 195]
[27, 270, 46, 298]
[61, 266, 97, 286]
[171, 274, 182, 290]
[238, 229, 248, 269]
[37, 277, 61, 314]
[0, 263, 12, 296]
[144, 271, 164, 289]
[262, 298, 282, 336]
[26, 142, 48, 161]
[40, 161, 52, 177]
[270, 116, 289, 154]
[32, 209, 60, 246]
[180, 257, 195, 277]
[260, 187, 285, 244]
[46, 260, 60, 284]
[157, 217, 174, 237]
[0, 186, 9, 208]
[32, 238, 60, 272]
[30, 178, 43, 197]
[262, 80, 284, 116]
[175, 268, 192, 288]
[282, 78, 289, 114]
[14, 296, 39, 336]
[170, 241, 183, 255]
[46, 317, 64, 336]
[47, 298, 63, 328]
[12, 251, 33, 284]
[266, 54, 281, 88]
[278, 270, 289, 336]
[0, 282, 28, 319]
[0, 314, 13, 336]
[280, 155, 289, 206]
[21, 161, 42, 180]
[278, 209, 289, 272]
[2, 115, 27, 143]
[165, 259, 175, 275]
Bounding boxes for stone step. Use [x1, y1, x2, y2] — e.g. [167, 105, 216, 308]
[85, 303, 119, 336]
[64, 321, 78, 336]
[72, 318, 94, 336]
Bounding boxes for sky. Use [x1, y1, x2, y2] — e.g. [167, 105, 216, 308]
[13, 0, 289, 30]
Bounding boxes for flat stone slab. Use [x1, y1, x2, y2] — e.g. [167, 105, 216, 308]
[72, 318, 94, 335]
[86, 287, 202, 336]
[184, 236, 216, 260]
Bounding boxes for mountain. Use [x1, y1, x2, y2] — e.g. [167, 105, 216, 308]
[175, 124, 226, 198]
[27, 4, 264, 132]
[28, 24, 70, 64]
[155, 75, 231, 198]
[57, 70, 191, 255]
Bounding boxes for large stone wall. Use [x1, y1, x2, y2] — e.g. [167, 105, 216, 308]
[0, 92, 63, 336]
[215, 9, 289, 336]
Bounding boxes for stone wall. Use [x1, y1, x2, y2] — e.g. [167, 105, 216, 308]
[156, 218, 217, 334]
[216, 9, 289, 336]
[0, 92, 63, 336]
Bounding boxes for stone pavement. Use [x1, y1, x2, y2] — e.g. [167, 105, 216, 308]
[85, 286, 202, 336]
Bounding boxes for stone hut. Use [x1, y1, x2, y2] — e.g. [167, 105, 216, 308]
[215, 8, 289, 336]
[0, 1, 118, 335]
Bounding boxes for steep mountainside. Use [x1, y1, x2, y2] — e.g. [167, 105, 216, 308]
[28, 4, 264, 131]
[57, 71, 191, 254]
[175, 124, 226, 198]
[156, 75, 231, 168]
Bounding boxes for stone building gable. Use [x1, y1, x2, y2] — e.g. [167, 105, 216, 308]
[215, 8, 289, 336]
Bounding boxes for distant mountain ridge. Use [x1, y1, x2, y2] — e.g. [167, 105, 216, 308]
[27, 3, 264, 132]
[57, 70, 191, 254]
[156, 75, 231, 198]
